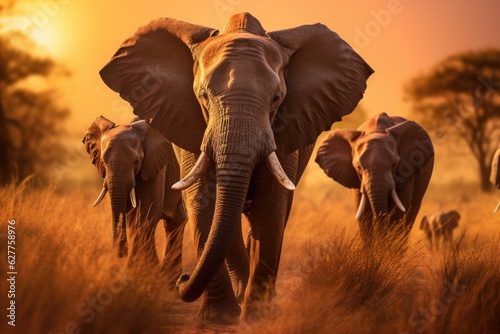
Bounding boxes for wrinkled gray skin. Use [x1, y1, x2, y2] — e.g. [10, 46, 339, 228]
[491, 148, 500, 213]
[316, 113, 434, 244]
[419, 210, 461, 251]
[99, 13, 373, 324]
[83, 116, 186, 287]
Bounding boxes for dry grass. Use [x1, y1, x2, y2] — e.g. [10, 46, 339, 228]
[0, 180, 185, 334]
[0, 177, 499, 333]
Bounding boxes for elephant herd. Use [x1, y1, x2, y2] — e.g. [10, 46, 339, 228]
[82, 13, 499, 325]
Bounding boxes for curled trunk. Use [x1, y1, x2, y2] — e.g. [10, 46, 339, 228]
[178, 161, 252, 302]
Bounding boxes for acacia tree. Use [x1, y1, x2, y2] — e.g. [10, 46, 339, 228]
[406, 49, 500, 191]
[0, 4, 69, 185]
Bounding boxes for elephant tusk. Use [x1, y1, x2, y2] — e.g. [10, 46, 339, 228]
[130, 188, 137, 208]
[92, 186, 108, 207]
[355, 192, 366, 220]
[266, 151, 295, 191]
[391, 189, 406, 212]
[172, 152, 211, 190]
[494, 200, 500, 214]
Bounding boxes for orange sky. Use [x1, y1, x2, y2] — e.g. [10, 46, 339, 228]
[17, 0, 500, 134]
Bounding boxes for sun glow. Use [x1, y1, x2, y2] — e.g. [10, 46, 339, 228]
[1, 0, 70, 57]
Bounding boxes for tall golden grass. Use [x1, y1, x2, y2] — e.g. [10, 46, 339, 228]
[0, 179, 499, 333]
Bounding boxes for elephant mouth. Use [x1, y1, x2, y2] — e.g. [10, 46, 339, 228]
[355, 187, 406, 220]
[92, 182, 137, 209]
[171, 151, 295, 191]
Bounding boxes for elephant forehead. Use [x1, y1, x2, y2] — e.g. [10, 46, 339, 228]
[197, 36, 284, 95]
[355, 136, 399, 165]
[199, 35, 283, 70]
[356, 134, 397, 153]
[102, 126, 140, 146]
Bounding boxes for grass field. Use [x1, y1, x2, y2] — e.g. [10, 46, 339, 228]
[0, 175, 499, 333]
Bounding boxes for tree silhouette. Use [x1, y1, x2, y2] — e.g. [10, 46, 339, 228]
[406, 49, 500, 192]
[0, 4, 69, 185]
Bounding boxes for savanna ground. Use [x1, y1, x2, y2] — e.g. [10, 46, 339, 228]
[1, 174, 499, 334]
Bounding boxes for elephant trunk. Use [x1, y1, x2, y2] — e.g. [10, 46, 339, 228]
[178, 161, 252, 302]
[108, 179, 132, 257]
[363, 172, 390, 217]
[178, 113, 269, 302]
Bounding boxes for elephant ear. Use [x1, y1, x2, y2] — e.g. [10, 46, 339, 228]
[269, 24, 373, 154]
[387, 120, 434, 186]
[99, 18, 218, 153]
[82, 115, 116, 178]
[491, 149, 500, 188]
[315, 130, 362, 189]
[130, 120, 170, 181]
[419, 216, 428, 230]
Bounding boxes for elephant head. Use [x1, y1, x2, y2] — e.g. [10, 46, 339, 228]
[99, 13, 373, 302]
[83, 115, 170, 257]
[490, 148, 500, 213]
[316, 113, 434, 221]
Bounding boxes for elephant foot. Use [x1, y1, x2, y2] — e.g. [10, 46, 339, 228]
[241, 299, 278, 324]
[197, 294, 241, 325]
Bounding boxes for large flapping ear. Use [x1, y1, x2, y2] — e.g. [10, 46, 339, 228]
[99, 18, 218, 153]
[269, 24, 373, 154]
[130, 120, 170, 181]
[491, 148, 500, 188]
[315, 130, 362, 189]
[419, 216, 429, 230]
[82, 116, 116, 178]
[387, 120, 434, 184]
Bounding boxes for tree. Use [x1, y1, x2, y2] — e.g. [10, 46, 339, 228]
[0, 3, 69, 185]
[405, 49, 500, 192]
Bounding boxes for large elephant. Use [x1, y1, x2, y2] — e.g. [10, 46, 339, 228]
[419, 210, 461, 251]
[82, 116, 186, 286]
[316, 112, 434, 243]
[491, 148, 500, 213]
[99, 13, 373, 323]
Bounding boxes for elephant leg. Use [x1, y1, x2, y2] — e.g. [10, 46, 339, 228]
[350, 188, 374, 244]
[161, 200, 187, 289]
[126, 208, 159, 269]
[179, 150, 240, 324]
[225, 220, 249, 303]
[443, 230, 452, 247]
[434, 232, 442, 251]
[242, 152, 298, 321]
[425, 230, 433, 251]
[126, 171, 166, 268]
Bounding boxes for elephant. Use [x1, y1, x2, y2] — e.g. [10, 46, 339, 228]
[419, 210, 461, 251]
[491, 148, 500, 213]
[98, 12, 373, 324]
[316, 112, 434, 244]
[82, 115, 186, 286]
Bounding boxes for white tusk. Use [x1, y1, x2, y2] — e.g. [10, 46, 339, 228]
[172, 152, 211, 190]
[391, 189, 406, 212]
[355, 192, 366, 220]
[494, 200, 500, 214]
[130, 188, 137, 208]
[266, 151, 295, 191]
[92, 186, 108, 207]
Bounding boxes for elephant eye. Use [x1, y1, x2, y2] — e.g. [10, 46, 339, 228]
[271, 94, 281, 108]
[199, 88, 208, 100]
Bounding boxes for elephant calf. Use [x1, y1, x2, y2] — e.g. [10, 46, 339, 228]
[83, 115, 186, 286]
[419, 210, 461, 251]
[491, 148, 500, 213]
